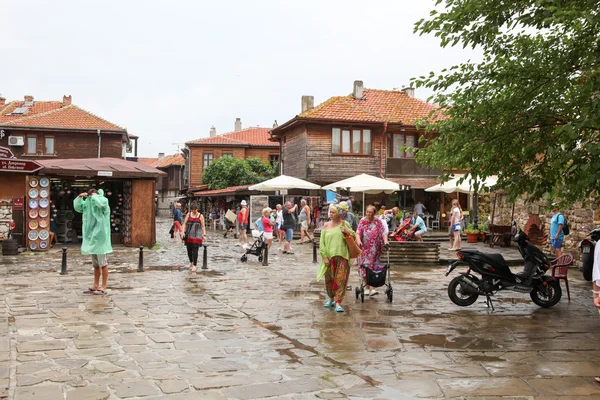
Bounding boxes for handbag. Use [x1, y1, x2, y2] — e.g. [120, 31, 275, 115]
[169, 224, 174, 239]
[344, 234, 362, 259]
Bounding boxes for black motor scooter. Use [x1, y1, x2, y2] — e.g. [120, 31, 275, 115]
[445, 229, 561, 309]
[579, 226, 600, 281]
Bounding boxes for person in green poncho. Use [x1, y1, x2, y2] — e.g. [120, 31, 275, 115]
[318, 204, 355, 313]
[74, 188, 112, 295]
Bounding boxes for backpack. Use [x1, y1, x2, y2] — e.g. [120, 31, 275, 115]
[558, 213, 570, 235]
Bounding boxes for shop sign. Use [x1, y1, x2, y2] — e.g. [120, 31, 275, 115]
[13, 196, 24, 211]
[0, 130, 5, 140]
[0, 158, 42, 173]
[0, 146, 15, 159]
[98, 171, 113, 177]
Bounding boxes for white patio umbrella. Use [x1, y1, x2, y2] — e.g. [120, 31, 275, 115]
[322, 173, 400, 215]
[425, 174, 497, 194]
[248, 175, 321, 191]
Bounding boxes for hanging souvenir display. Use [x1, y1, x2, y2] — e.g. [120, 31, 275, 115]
[28, 188, 39, 198]
[39, 177, 50, 187]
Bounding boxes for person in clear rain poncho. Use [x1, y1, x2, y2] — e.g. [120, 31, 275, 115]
[74, 188, 112, 295]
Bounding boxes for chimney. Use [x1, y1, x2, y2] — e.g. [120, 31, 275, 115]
[158, 152, 165, 159]
[209, 126, 217, 137]
[353, 80, 364, 99]
[63, 95, 72, 106]
[301, 96, 314, 113]
[401, 87, 415, 98]
[0, 96, 5, 106]
[24, 95, 34, 102]
[234, 118, 242, 132]
[273, 120, 278, 128]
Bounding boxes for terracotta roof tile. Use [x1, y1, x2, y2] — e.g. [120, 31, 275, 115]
[152, 154, 185, 168]
[137, 158, 159, 166]
[187, 127, 278, 147]
[298, 89, 440, 125]
[0, 100, 126, 132]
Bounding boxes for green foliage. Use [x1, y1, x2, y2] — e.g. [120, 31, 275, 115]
[464, 223, 480, 234]
[246, 157, 278, 181]
[201, 157, 278, 190]
[412, 0, 600, 206]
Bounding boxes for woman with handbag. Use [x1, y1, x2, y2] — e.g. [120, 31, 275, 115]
[181, 202, 207, 273]
[355, 205, 389, 296]
[318, 204, 356, 313]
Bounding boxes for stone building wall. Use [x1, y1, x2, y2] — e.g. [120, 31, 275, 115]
[492, 192, 599, 258]
[0, 200, 12, 240]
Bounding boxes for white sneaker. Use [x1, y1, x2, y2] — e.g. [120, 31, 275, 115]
[370, 289, 378, 296]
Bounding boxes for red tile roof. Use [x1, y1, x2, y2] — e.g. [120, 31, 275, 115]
[187, 127, 278, 147]
[143, 154, 184, 168]
[275, 89, 442, 129]
[137, 157, 159, 166]
[0, 100, 126, 132]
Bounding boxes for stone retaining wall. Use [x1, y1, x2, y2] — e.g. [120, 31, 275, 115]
[492, 192, 599, 257]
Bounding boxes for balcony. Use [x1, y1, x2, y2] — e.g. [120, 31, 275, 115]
[386, 158, 441, 177]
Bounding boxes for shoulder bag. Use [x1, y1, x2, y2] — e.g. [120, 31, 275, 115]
[344, 233, 362, 259]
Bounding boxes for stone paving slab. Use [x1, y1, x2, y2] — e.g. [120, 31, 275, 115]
[2, 217, 600, 399]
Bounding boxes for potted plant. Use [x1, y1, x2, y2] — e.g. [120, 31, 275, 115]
[478, 219, 488, 241]
[464, 223, 480, 243]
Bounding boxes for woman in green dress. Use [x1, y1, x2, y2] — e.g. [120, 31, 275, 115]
[319, 204, 355, 312]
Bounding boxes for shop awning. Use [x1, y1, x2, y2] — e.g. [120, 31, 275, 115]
[36, 157, 166, 179]
[193, 185, 253, 197]
[388, 177, 441, 190]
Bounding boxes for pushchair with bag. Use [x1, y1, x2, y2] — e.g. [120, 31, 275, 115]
[240, 229, 265, 262]
[355, 248, 393, 302]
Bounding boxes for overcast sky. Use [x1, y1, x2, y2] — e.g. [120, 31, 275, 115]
[1, 1, 479, 157]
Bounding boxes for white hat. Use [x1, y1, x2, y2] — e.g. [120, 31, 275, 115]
[241, 200, 247, 206]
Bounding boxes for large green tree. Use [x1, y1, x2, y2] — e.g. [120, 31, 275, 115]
[413, 0, 600, 205]
[201, 157, 278, 190]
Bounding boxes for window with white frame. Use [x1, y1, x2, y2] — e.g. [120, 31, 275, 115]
[332, 127, 371, 155]
[389, 133, 417, 158]
[203, 153, 214, 168]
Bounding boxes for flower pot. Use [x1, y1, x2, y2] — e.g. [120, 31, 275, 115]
[466, 233, 479, 243]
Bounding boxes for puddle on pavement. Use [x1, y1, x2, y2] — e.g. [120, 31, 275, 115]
[113, 265, 225, 276]
[285, 290, 322, 298]
[404, 334, 496, 350]
[466, 354, 505, 362]
[355, 322, 395, 329]
[377, 309, 440, 323]
[496, 298, 530, 304]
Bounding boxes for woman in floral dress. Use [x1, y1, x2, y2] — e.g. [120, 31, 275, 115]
[355, 205, 389, 296]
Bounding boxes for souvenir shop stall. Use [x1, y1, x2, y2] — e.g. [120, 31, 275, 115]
[23, 158, 165, 251]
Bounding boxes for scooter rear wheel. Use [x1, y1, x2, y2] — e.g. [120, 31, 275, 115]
[448, 276, 479, 306]
[530, 280, 562, 308]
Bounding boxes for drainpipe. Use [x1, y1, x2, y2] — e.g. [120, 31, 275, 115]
[380, 121, 388, 178]
[97, 129, 101, 158]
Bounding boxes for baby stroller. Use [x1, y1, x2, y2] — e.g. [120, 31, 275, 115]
[355, 248, 393, 302]
[240, 230, 265, 262]
[390, 217, 416, 242]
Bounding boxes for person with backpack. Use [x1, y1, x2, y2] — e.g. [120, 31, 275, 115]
[550, 205, 568, 258]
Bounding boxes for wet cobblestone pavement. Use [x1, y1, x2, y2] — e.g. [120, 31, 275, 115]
[2, 217, 600, 399]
